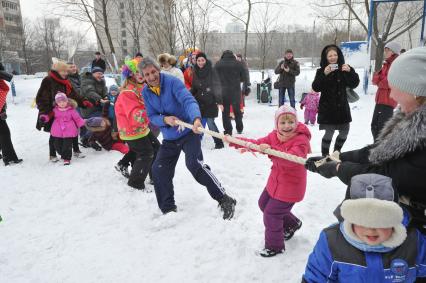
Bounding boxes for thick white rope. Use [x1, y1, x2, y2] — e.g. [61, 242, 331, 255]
[175, 120, 307, 165]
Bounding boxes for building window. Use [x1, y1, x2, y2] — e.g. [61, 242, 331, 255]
[120, 12, 125, 18]
[2, 1, 18, 10]
[122, 49, 128, 56]
[121, 30, 126, 37]
[119, 2, 124, 9]
[121, 22, 125, 28]
[122, 40, 127, 47]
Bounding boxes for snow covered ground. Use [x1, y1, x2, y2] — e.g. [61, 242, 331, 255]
[1, 71, 376, 283]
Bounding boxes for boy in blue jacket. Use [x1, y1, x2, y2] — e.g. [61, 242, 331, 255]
[139, 57, 236, 219]
[303, 174, 426, 282]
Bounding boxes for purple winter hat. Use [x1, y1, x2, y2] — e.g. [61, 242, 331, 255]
[55, 92, 68, 103]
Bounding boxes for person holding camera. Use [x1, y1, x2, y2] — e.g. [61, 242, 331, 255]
[312, 45, 359, 157]
[0, 63, 22, 166]
[274, 49, 300, 108]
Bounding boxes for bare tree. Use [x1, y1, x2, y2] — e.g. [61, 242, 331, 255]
[253, 4, 279, 69]
[312, 0, 424, 71]
[209, 0, 285, 60]
[21, 18, 35, 74]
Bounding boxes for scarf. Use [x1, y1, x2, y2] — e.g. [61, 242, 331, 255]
[339, 222, 394, 253]
[194, 60, 212, 80]
[49, 71, 73, 95]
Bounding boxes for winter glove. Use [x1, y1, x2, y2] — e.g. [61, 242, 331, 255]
[244, 87, 251, 96]
[300, 104, 304, 110]
[0, 112, 7, 120]
[316, 161, 339, 179]
[39, 114, 50, 123]
[304, 156, 325, 172]
[82, 100, 94, 108]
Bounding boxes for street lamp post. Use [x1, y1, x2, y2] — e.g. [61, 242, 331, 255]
[311, 18, 317, 68]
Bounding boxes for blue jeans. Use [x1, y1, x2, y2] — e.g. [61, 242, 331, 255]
[279, 87, 295, 108]
[202, 118, 223, 146]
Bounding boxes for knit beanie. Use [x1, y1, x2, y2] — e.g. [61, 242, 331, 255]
[91, 66, 105, 74]
[388, 47, 426, 98]
[86, 117, 104, 128]
[274, 105, 297, 130]
[340, 174, 406, 248]
[109, 84, 119, 93]
[384, 42, 402, 55]
[55, 92, 68, 103]
[196, 52, 207, 61]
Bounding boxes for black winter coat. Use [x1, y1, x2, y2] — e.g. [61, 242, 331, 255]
[68, 73, 81, 95]
[91, 58, 106, 71]
[35, 71, 86, 132]
[274, 58, 300, 88]
[191, 60, 222, 118]
[214, 52, 249, 104]
[312, 45, 360, 125]
[337, 104, 426, 204]
[80, 72, 108, 118]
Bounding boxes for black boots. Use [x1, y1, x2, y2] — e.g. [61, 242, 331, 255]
[218, 194, 236, 220]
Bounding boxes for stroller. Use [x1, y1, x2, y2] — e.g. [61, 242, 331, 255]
[257, 77, 272, 104]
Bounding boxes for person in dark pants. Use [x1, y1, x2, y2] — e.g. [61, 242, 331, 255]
[214, 50, 250, 135]
[190, 52, 224, 149]
[140, 57, 236, 219]
[274, 49, 300, 108]
[67, 61, 84, 157]
[371, 42, 400, 142]
[115, 58, 159, 190]
[312, 45, 359, 156]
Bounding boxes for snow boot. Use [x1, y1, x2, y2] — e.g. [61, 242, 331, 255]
[115, 162, 130, 178]
[218, 194, 236, 220]
[73, 151, 86, 158]
[284, 220, 302, 241]
[4, 158, 23, 166]
[63, 159, 71, 166]
[50, 156, 59, 163]
[90, 142, 102, 151]
[259, 248, 283, 258]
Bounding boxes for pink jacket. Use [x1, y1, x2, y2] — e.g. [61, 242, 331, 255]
[301, 92, 320, 111]
[233, 123, 311, 203]
[50, 106, 85, 138]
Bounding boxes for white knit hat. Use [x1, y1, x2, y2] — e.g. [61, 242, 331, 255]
[341, 174, 407, 248]
[388, 47, 426, 98]
[384, 42, 401, 55]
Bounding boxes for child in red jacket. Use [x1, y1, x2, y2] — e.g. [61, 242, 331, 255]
[229, 105, 311, 257]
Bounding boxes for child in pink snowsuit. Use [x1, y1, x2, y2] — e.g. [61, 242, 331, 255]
[300, 91, 320, 125]
[228, 105, 311, 257]
[40, 92, 85, 165]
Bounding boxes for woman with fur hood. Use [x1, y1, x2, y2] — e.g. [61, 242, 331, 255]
[36, 60, 93, 162]
[305, 47, 426, 234]
[158, 53, 184, 83]
[312, 45, 359, 156]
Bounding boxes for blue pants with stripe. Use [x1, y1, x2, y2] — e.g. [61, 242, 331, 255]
[152, 132, 225, 213]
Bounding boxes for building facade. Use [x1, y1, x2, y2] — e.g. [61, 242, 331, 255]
[0, 0, 24, 72]
[94, 0, 174, 64]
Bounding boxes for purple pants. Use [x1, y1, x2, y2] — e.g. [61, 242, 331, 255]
[258, 190, 300, 251]
[304, 109, 317, 124]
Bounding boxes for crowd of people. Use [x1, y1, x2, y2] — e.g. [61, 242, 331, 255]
[1, 43, 426, 281]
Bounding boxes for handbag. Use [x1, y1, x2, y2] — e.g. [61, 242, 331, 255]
[346, 87, 359, 103]
[273, 77, 280, 89]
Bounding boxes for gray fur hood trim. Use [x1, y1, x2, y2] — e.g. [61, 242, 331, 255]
[369, 104, 426, 164]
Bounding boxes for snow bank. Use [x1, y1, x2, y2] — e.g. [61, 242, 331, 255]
[0, 70, 376, 282]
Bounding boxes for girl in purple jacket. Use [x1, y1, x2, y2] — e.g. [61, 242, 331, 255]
[40, 92, 85, 165]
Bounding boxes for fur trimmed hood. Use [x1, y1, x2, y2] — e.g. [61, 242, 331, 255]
[369, 104, 426, 164]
